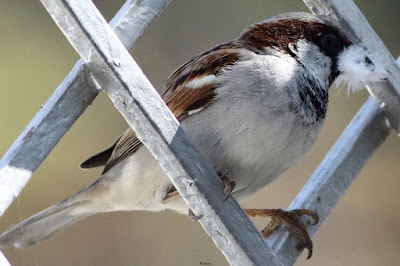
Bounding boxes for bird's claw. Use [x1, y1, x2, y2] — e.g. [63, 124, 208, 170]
[217, 172, 236, 202]
[245, 208, 319, 259]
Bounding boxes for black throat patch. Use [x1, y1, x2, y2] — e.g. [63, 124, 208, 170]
[293, 73, 329, 125]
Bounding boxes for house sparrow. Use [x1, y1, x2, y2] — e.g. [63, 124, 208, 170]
[0, 12, 386, 258]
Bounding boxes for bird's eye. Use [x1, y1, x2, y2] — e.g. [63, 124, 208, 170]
[320, 34, 340, 54]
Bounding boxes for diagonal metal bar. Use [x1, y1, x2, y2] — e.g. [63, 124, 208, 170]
[0, 1, 169, 263]
[303, 0, 400, 133]
[0, 0, 170, 217]
[267, 97, 390, 264]
[38, 0, 284, 265]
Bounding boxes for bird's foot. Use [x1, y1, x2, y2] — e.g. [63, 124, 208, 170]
[245, 208, 319, 259]
[187, 171, 236, 220]
[217, 171, 236, 202]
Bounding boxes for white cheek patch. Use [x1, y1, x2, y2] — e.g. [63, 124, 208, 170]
[335, 45, 387, 95]
[185, 74, 216, 89]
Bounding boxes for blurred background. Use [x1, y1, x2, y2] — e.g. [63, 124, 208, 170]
[1, 0, 399, 265]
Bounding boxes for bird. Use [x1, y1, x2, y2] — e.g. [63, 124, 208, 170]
[0, 12, 386, 258]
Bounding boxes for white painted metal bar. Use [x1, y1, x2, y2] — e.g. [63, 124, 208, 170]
[267, 97, 390, 264]
[39, 0, 283, 265]
[0, 0, 170, 217]
[0, 1, 170, 263]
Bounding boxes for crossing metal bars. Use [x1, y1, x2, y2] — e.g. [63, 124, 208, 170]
[0, 0, 398, 265]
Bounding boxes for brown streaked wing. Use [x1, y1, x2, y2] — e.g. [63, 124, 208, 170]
[82, 42, 242, 174]
[162, 42, 241, 120]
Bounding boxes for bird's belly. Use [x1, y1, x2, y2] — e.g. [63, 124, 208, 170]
[99, 147, 180, 213]
[229, 120, 321, 201]
[182, 102, 323, 202]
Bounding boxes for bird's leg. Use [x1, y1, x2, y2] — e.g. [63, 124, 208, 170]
[217, 171, 236, 202]
[245, 208, 319, 259]
[188, 208, 203, 221]
[188, 171, 236, 220]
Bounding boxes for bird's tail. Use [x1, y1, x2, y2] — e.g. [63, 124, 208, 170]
[0, 196, 91, 248]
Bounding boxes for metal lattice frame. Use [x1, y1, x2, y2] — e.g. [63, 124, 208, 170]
[0, 0, 398, 265]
